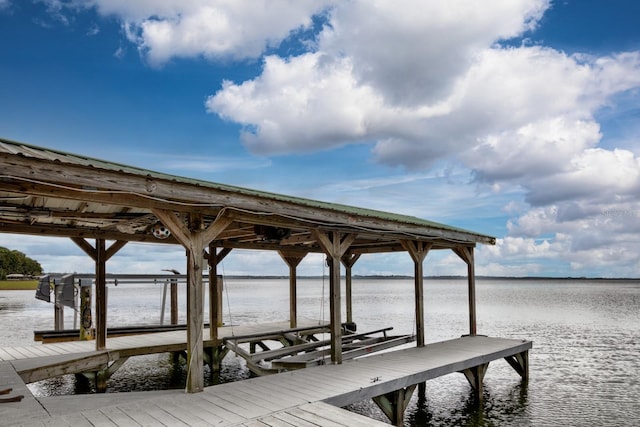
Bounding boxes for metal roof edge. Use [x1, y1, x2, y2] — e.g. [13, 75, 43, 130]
[0, 137, 495, 244]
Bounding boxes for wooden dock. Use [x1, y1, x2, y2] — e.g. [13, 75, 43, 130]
[1, 321, 329, 385]
[1, 335, 531, 426]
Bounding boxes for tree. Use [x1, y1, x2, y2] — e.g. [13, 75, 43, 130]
[0, 247, 43, 279]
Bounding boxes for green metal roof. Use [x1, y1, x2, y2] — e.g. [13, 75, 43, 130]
[0, 137, 495, 244]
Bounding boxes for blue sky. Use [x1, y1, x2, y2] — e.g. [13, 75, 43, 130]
[1, 0, 640, 277]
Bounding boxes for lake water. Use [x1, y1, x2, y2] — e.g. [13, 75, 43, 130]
[0, 278, 638, 426]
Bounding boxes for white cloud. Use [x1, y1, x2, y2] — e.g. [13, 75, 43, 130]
[468, 118, 602, 182]
[33, 0, 640, 276]
[526, 148, 640, 206]
[208, 53, 385, 154]
[96, 0, 335, 65]
[318, 0, 549, 107]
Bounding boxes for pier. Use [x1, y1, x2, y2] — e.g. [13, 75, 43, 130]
[1, 334, 530, 426]
[0, 139, 532, 425]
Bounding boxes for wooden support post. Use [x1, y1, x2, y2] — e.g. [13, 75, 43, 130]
[454, 245, 477, 336]
[341, 253, 361, 325]
[204, 345, 230, 371]
[372, 384, 417, 426]
[208, 246, 231, 342]
[152, 209, 232, 393]
[169, 273, 179, 325]
[462, 362, 489, 402]
[53, 281, 64, 331]
[95, 239, 106, 350]
[402, 241, 431, 348]
[314, 231, 356, 364]
[505, 350, 529, 381]
[279, 250, 307, 329]
[186, 214, 205, 393]
[209, 245, 218, 343]
[70, 238, 127, 351]
[79, 284, 93, 341]
[81, 356, 128, 393]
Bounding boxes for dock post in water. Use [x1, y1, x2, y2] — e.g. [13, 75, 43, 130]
[79, 283, 93, 341]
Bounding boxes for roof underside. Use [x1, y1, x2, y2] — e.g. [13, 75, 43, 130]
[0, 138, 495, 255]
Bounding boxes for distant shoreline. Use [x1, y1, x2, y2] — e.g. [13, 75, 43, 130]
[224, 275, 640, 281]
[0, 280, 38, 290]
[3, 276, 636, 292]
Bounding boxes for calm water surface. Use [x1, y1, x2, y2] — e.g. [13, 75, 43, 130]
[0, 278, 638, 426]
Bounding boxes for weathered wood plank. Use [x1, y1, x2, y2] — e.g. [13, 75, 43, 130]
[241, 376, 321, 402]
[224, 380, 307, 408]
[80, 409, 120, 426]
[11, 336, 531, 426]
[134, 401, 191, 426]
[149, 397, 214, 427]
[270, 411, 319, 427]
[202, 389, 270, 419]
[98, 406, 142, 427]
[219, 386, 281, 411]
[0, 348, 15, 361]
[262, 368, 351, 394]
[2, 346, 31, 359]
[197, 391, 256, 420]
[117, 402, 170, 427]
[170, 394, 238, 424]
[40, 416, 79, 427]
[297, 402, 389, 427]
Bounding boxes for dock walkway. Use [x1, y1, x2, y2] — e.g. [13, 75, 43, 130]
[2, 335, 531, 426]
[1, 321, 327, 384]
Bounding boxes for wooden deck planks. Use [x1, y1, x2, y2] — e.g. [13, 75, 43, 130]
[197, 392, 254, 422]
[224, 381, 308, 409]
[94, 407, 140, 427]
[117, 402, 168, 427]
[3, 331, 530, 427]
[131, 401, 192, 426]
[4, 321, 325, 384]
[276, 402, 388, 427]
[77, 409, 120, 427]
[148, 398, 218, 427]
[238, 403, 390, 427]
[0, 361, 50, 426]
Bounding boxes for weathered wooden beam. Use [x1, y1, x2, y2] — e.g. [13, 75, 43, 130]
[341, 253, 361, 325]
[208, 245, 232, 341]
[2, 156, 496, 245]
[105, 240, 128, 261]
[454, 246, 477, 336]
[372, 384, 417, 426]
[152, 209, 190, 248]
[69, 238, 126, 350]
[505, 350, 529, 380]
[462, 362, 489, 402]
[279, 250, 307, 329]
[16, 352, 112, 384]
[314, 231, 355, 364]
[401, 241, 432, 347]
[71, 237, 97, 260]
[95, 239, 107, 351]
[150, 211, 232, 392]
[0, 222, 180, 244]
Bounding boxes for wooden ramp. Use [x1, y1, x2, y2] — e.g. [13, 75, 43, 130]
[223, 326, 415, 375]
[7, 335, 530, 426]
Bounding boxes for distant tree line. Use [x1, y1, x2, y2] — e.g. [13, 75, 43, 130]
[0, 247, 43, 279]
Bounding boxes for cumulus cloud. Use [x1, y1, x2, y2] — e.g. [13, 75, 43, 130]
[37, 0, 640, 275]
[318, 0, 549, 107]
[89, 0, 335, 65]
